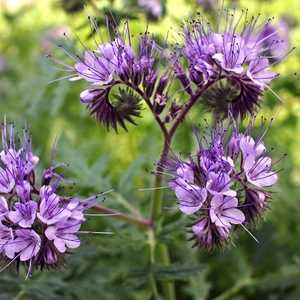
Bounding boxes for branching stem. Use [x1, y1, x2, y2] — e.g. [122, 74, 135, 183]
[104, 79, 214, 299]
[148, 84, 213, 300]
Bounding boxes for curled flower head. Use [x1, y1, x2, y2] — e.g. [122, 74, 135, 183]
[178, 10, 289, 118]
[163, 119, 279, 249]
[0, 122, 106, 277]
[54, 19, 166, 131]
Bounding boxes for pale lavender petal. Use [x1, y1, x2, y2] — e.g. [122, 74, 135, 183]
[8, 211, 22, 224]
[64, 234, 80, 249]
[250, 172, 278, 187]
[176, 164, 194, 182]
[45, 226, 56, 240]
[54, 238, 67, 253]
[222, 196, 238, 210]
[222, 208, 245, 224]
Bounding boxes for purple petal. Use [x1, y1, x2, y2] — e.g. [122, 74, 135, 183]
[64, 233, 80, 249]
[54, 238, 67, 253]
[222, 208, 245, 225]
[45, 226, 56, 240]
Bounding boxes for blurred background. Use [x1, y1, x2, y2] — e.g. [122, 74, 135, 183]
[0, 0, 300, 299]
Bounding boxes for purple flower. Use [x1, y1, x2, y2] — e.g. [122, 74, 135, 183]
[55, 23, 160, 131]
[8, 201, 37, 228]
[0, 122, 102, 275]
[0, 126, 39, 186]
[172, 178, 207, 215]
[209, 195, 245, 227]
[138, 0, 163, 20]
[67, 197, 97, 221]
[0, 148, 19, 167]
[8, 229, 41, 261]
[240, 135, 278, 187]
[174, 163, 194, 183]
[69, 37, 139, 131]
[180, 11, 283, 117]
[73, 39, 134, 86]
[15, 180, 31, 201]
[168, 163, 207, 214]
[239, 135, 265, 159]
[227, 130, 241, 159]
[258, 20, 290, 63]
[37, 186, 71, 225]
[45, 220, 81, 253]
[242, 190, 269, 222]
[0, 124, 38, 196]
[206, 172, 236, 197]
[1, 148, 39, 177]
[0, 167, 14, 193]
[0, 223, 14, 259]
[244, 156, 278, 188]
[163, 120, 279, 248]
[198, 129, 234, 174]
[192, 216, 230, 249]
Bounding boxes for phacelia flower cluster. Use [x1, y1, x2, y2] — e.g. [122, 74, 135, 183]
[0, 122, 100, 277]
[163, 121, 279, 249]
[176, 11, 288, 118]
[57, 23, 167, 131]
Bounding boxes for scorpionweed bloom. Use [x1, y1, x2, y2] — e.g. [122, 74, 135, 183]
[0, 122, 106, 277]
[54, 19, 167, 131]
[177, 10, 290, 118]
[163, 119, 280, 249]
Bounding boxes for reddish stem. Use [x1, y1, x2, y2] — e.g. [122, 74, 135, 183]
[92, 205, 153, 229]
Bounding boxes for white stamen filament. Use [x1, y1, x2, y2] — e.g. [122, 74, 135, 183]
[240, 223, 259, 243]
[78, 231, 114, 235]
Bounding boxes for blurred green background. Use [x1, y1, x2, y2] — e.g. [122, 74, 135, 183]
[0, 0, 300, 299]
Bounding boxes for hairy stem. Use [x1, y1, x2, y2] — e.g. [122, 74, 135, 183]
[92, 205, 152, 229]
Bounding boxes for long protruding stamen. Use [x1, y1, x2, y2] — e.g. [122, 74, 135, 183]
[0, 253, 21, 273]
[78, 231, 114, 235]
[240, 223, 259, 243]
[138, 186, 169, 192]
[84, 213, 120, 217]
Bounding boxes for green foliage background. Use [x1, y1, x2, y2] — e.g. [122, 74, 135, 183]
[0, 0, 300, 299]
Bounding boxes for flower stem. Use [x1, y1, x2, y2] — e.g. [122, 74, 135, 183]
[149, 274, 161, 300]
[169, 84, 214, 139]
[158, 243, 176, 300]
[151, 138, 170, 220]
[148, 86, 212, 299]
[92, 205, 152, 229]
[149, 137, 176, 300]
